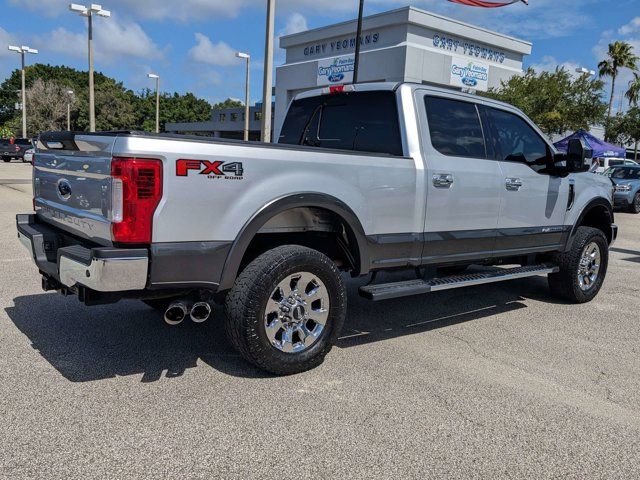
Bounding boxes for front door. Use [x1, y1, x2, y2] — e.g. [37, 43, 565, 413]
[485, 106, 571, 254]
[418, 93, 503, 264]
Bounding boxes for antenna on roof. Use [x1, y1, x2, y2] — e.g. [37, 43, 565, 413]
[353, 0, 365, 84]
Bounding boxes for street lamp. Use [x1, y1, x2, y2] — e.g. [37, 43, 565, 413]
[236, 52, 251, 142]
[69, 3, 111, 133]
[261, 0, 275, 143]
[147, 73, 160, 134]
[575, 67, 596, 76]
[65, 90, 74, 131]
[8, 45, 38, 139]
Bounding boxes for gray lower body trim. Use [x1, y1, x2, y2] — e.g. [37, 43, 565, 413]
[148, 241, 232, 290]
[367, 226, 571, 268]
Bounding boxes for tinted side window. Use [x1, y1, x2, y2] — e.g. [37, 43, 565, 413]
[424, 96, 486, 158]
[489, 108, 550, 172]
[280, 91, 403, 156]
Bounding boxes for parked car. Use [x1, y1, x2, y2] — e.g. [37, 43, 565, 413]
[23, 148, 34, 164]
[604, 165, 640, 213]
[1, 138, 33, 162]
[17, 82, 617, 375]
[593, 157, 638, 174]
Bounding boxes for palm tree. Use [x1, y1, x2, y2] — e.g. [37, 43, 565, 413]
[598, 41, 639, 118]
[626, 72, 640, 107]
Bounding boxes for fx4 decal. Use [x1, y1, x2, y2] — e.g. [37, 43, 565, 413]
[176, 159, 244, 178]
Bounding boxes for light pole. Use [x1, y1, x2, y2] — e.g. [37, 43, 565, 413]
[8, 45, 38, 139]
[236, 52, 251, 142]
[69, 3, 111, 133]
[261, 0, 275, 143]
[147, 73, 160, 134]
[65, 90, 74, 131]
[575, 67, 596, 76]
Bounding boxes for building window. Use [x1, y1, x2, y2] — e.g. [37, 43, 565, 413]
[219, 113, 226, 122]
[254, 111, 263, 121]
[231, 113, 238, 122]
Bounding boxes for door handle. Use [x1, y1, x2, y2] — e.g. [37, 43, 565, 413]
[505, 178, 523, 191]
[433, 174, 454, 189]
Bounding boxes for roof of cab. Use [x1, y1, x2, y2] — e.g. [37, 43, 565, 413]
[292, 81, 523, 114]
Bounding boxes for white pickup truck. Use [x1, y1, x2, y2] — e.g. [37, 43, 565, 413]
[17, 82, 617, 374]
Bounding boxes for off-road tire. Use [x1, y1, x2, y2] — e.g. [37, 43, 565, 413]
[548, 226, 609, 303]
[224, 245, 347, 375]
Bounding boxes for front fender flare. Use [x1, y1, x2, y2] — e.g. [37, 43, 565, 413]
[565, 197, 614, 251]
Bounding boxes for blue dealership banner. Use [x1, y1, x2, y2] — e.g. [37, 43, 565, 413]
[317, 55, 355, 86]
[450, 56, 490, 91]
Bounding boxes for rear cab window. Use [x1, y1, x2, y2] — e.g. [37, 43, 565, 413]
[279, 91, 404, 156]
[423, 96, 487, 159]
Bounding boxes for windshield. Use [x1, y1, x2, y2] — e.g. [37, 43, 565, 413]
[604, 167, 640, 180]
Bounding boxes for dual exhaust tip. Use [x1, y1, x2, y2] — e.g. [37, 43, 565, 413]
[164, 301, 211, 326]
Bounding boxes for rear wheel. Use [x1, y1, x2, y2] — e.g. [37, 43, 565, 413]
[629, 192, 640, 214]
[548, 226, 609, 303]
[224, 245, 346, 375]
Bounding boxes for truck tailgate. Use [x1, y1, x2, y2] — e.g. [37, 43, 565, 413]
[34, 133, 118, 246]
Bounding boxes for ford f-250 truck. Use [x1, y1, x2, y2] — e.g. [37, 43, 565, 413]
[17, 83, 617, 375]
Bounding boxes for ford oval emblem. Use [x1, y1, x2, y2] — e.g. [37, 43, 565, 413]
[57, 179, 72, 201]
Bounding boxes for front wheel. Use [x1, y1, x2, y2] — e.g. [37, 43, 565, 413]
[224, 245, 347, 375]
[548, 226, 609, 303]
[629, 193, 640, 214]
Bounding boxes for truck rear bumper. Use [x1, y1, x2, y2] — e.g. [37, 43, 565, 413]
[17, 214, 148, 292]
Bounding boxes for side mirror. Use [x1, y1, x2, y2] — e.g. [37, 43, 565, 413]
[566, 138, 592, 173]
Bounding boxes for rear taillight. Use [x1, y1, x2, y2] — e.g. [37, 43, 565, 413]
[15, 145, 19, 152]
[110, 157, 163, 244]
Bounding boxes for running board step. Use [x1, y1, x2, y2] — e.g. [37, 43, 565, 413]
[359, 265, 559, 301]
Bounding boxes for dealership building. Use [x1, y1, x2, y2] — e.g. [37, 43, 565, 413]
[167, 6, 532, 140]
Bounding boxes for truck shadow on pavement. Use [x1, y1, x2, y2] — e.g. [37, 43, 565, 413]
[6, 275, 559, 382]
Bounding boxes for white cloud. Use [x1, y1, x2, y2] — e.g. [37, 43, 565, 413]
[619, 17, 640, 36]
[31, 15, 164, 65]
[528, 55, 581, 77]
[0, 27, 17, 59]
[280, 13, 309, 37]
[188, 34, 238, 67]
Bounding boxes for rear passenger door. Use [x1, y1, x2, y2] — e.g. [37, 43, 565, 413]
[485, 106, 571, 254]
[418, 93, 503, 264]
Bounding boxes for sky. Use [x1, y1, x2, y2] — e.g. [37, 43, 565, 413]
[1, 0, 639, 111]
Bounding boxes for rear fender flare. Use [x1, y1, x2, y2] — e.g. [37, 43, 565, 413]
[218, 193, 370, 291]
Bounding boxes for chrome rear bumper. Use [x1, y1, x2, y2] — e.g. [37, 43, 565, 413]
[17, 214, 148, 292]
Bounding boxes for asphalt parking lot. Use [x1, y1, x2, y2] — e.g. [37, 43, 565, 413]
[1, 161, 639, 479]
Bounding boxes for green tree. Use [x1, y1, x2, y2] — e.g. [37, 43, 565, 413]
[0, 64, 212, 134]
[136, 89, 212, 132]
[484, 67, 607, 137]
[626, 73, 640, 107]
[212, 98, 243, 110]
[605, 108, 640, 160]
[598, 41, 639, 119]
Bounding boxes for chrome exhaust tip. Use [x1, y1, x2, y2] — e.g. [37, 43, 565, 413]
[164, 302, 188, 326]
[190, 302, 211, 324]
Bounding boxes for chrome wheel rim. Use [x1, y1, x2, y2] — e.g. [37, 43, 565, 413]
[635, 194, 640, 209]
[577, 242, 601, 291]
[264, 272, 330, 354]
